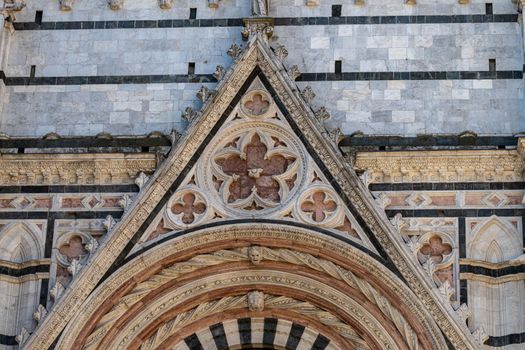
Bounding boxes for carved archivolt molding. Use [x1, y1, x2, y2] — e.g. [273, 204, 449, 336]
[55, 228, 447, 350]
[0, 153, 156, 186]
[354, 150, 524, 183]
[141, 294, 368, 350]
[25, 36, 477, 350]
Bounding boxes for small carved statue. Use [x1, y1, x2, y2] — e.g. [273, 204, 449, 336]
[251, 0, 268, 16]
[247, 291, 265, 311]
[248, 246, 263, 265]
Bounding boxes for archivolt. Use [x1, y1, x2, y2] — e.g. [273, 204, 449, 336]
[54, 223, 447, 350]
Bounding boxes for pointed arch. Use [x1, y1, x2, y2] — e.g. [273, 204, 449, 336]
[467, 215, 521, 262]
[0, 222, 44, 263]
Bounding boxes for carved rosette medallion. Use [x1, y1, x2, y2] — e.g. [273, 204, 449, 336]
[296, 185, 343, 226]
[166, 187, 210, 228]
[198, 90, 308, 217]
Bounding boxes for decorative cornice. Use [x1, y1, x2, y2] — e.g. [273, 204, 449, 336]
[355, 149, 524, 183]
[460, 273, 525, 284]
[0, 153, 156, 185]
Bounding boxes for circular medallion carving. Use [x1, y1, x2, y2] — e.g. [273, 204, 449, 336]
[239, 90, 274, 119]
[296, 185, 343, 226]
[198, 121, 308, 217]
[166, 187, 209, 227]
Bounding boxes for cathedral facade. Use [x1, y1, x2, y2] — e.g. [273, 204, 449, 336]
[0, 0, 523, 349]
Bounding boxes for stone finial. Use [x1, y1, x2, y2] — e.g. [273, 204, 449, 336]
[196, 86, 215, 103]
[103, 215, 116, 231]
[208, 0, 220, 8]
[33, 304, 47, 324]
[314, 107, 331, 124]
[67, 258, 83, 276]
[170, 129, 182, 145]
[455, 303, 470, 324]
[305, 0, 318, 6]
[159, 0, 173, 9]
[422, 258, 436, 278]
[328, 127, 343, 146]
[242, 19, 274, 41]
[85, 237, 99, 254]
[301, 86, 316, 104]
[375, 192, 391, 209]
[182, 107, 200, 122]
[50, 282, 65, 301]
[15, 328, 30, 345]
[247, 291, 265, 311]
[248, 246, 263, 265]
[134, 172, 150, 191]
[274, 44, 288, 61]
[227, 43, 243, 60]
[472, 327, 489, 345]
[438, 280, 454, 301]
[59, 0, 73, 11]
[119, 194, 132, 209]
[108, 0, 123, 10]
[289, 65, 301, 80]
[213, 65, 226, 81]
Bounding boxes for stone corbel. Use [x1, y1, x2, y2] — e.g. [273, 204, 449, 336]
[159, 0, 173, 9]
[242, 17, 274, 41]
[208, 0, 220, 8]
[59, 0, 73, 11]
[1, 0, 25, 34]
[108, 0, 123, 10]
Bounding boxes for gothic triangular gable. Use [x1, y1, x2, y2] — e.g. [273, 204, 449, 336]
[24, 35, 478, 350]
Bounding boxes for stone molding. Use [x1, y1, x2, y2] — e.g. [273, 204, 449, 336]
[460, 273, 525, 284]
[0, 153, 156, 186]
[79, 246, 423, 350]
[24, 35, 478, 350]
[53, 228, 445, 350]
[355, 149, 524, 183]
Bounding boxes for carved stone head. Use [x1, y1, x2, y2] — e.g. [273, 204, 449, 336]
[247, 291, 264, 312]
[248, 246, 263, 265]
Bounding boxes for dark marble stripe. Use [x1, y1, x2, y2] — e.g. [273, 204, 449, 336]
[369, 182, 525, 191]
[487, 332, 525, 347]
[238, 318, 251, 346]
[0, 263, 49, 277]
[209, 323, 229, 350]
[0, 136, 170, 149]
[311, 334, 330, 350]
[1, 70, 522, 86]
[286, 323, 305, 350]
[263, 318, 278, 346]
[0, 210, 123, 220]
[345, 135, 518, 148]
[459, 280, 468, 305]
[385, 208, 525, 218]
[12, 14, 518, 31]
[0, 184, 138, 194]
[460, 262, 525, 277]
[0, 335, 17, 346]
[184, 333, 204, 350]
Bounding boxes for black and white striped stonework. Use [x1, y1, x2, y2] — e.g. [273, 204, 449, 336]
[176, 318, 333, 350]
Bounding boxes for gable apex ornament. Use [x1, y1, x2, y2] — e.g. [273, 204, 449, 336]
[23, 34, 480, 350]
